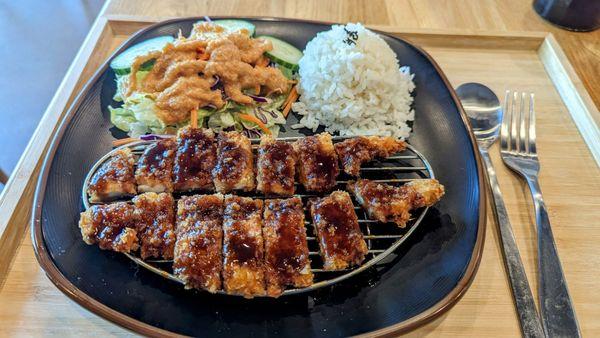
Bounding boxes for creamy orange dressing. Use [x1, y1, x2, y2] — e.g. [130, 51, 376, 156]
[155, 76, 223, 124]
[125, 22, 291, 125]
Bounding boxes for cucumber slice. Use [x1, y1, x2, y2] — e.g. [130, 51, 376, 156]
[257, 35, 302, 71]
[110, 35, 174, 74]
[113, 60, 155, 76]
[213, 19, 256, 36]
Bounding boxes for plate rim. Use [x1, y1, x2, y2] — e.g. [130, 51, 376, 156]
[30, 16, 487, 337]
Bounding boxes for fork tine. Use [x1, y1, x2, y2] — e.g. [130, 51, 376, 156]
[519, 92, 527, 153]
[510, 91, 519, 152]
[500, 90, 511, 151]
[528, 93, 537, 155]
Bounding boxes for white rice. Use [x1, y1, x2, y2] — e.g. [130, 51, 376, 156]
[292, 23, 415, 139]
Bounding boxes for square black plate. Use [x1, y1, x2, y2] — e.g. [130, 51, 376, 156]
[32, 17, 486, 337]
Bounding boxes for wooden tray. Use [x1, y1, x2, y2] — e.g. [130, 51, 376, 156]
[0, 15, 598, 336]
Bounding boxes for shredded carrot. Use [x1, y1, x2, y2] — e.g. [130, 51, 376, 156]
[199, 52, 210, 61]
[282, 87, 299, 117]
[190, 109, 198, 128]
[283, 85, 298, 107]
[238, 113, 272, 135]
[112, 138, 138, 147]
[282, 100, 294, 117]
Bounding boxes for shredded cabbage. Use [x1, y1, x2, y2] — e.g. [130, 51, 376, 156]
[109, 107, 136, 132]
[113, 71, 149, 102]
[110, 71, 289, 137]
[109, 92, 165, 137]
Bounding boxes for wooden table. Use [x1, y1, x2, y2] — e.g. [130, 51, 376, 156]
[1, 1, 599, 336]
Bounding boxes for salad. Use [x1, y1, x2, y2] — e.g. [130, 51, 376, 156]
[108, 19, 302, 138]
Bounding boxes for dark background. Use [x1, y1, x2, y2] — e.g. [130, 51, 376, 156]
[0, 0, 104, 191]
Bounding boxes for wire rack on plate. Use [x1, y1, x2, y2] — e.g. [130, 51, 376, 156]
[82, 135, 435, 296]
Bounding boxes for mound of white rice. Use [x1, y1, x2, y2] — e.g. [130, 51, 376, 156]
[292, 23, 415, 139]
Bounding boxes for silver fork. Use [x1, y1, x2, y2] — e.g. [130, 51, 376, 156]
[501, 91, 581, 337]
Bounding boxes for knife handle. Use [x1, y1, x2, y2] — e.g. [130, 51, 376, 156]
[481, 150, 545, 338]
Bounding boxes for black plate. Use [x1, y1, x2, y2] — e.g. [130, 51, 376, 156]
[32, 17, 485, 337]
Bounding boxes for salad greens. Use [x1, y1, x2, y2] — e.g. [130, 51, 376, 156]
[108, 19, 301, 138]
[109, 92, 166, 137]
[109, 72, 290, 137]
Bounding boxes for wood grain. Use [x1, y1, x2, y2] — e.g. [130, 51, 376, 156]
[538, 35, 600, 164]
[0, 0, 599, 336]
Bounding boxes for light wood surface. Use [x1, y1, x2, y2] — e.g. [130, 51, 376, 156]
[1, 1, 600, 336]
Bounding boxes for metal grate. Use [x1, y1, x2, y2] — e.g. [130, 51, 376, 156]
[81, 135, 435, 296]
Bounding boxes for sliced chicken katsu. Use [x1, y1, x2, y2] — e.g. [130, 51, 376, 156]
[222, 195, 265, 298]
[172, 127, 217, 192]
[87, 148, 136, 202]
[263, 197, 313, 297]
[135, 138, 177, 193]
[256, 135, 296, 196]
[173, 194, 224, 292]
[335, 136, 407, 176]
[213, 131, 255, 193]
[293, 133, 339, 192]
[348, 179, 445, 227]
[407, 179, 447, 208]
[79, 202, 138, 253]
[132, 192, 176, 260]
[310, 191, 368, 271]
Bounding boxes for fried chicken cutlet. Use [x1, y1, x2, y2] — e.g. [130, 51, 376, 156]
[348, 179, 445, 227]
[335, 136, 406, 176]
[213, 131, 255, 193]
[173, 127, 217, 192]
[222, 195, 266, 298]
[173, 194, 224, 292]
[310, 191, 368, 270]
[256, 135, 296, 196]
[263, 197, 313, 297]
[87, 148, 136, 202]
[79, 202, 138, 253]
[135, 138, 176, 193]
[132, 192, 176, 259]
[293, 133, 339, 192]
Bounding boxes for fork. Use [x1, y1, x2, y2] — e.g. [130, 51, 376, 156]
[500, 91, 581, 337]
